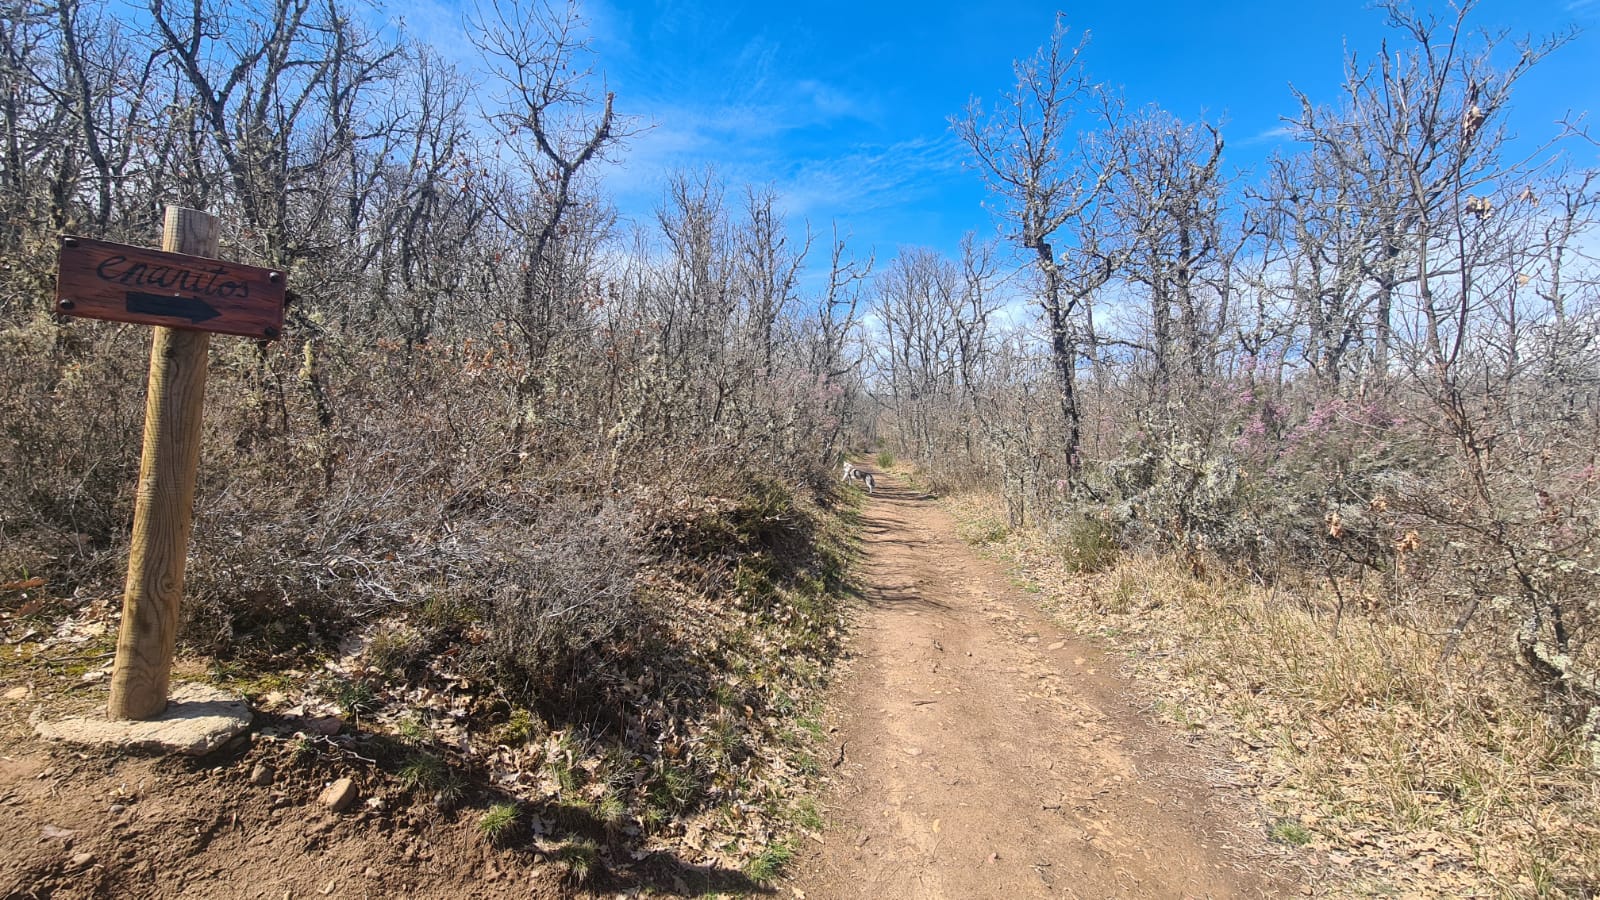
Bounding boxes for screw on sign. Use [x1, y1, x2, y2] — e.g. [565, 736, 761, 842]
[53, 207, 286, 721]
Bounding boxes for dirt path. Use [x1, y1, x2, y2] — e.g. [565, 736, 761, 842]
[793, 473, 1298, 899]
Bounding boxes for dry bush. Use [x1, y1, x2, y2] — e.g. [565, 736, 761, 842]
[3, 285, 853, 874]
[0, 319, 152, 622]
[949, 489, 1600, 896]
[463, 498, 640, 712]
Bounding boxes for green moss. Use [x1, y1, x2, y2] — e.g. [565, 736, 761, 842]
[496, 708, 540, 746]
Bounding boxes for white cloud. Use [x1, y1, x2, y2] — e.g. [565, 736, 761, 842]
[1241, 124, 1295, 145]
[777, 137, 964, 218]
[599, 73, 925, 225]
[796, 79, 876, 123]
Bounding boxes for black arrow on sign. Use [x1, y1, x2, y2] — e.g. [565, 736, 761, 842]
[125, 291, 220, 324]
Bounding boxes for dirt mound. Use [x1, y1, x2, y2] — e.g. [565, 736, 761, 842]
[0, 737, 552, 899]
[0, 718, 774, 899]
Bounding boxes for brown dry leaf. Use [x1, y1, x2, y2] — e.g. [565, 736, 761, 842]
[2, 577, 45, 592]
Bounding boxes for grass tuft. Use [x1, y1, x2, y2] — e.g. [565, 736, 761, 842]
[397, 752, 465, 807]
[1267, 819, 1312, 846]
[744, 840, 795, 883]
[331, 676, 378, 723]
[556, 837, 601, 884]
[477, 802, 520, 846]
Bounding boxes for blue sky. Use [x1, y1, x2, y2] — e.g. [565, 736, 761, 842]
[559, 0, 1600, 266]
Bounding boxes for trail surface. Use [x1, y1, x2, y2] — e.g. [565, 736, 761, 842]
[794, 473, 1297, 899]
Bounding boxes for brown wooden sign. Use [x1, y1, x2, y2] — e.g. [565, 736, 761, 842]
[54, 235, 286, 339]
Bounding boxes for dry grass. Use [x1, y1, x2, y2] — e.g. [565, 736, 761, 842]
[946, 491, 1600, 898]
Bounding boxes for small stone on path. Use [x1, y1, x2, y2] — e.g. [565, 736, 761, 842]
[319, 777, 358, 813]
[307, 715, 344, 736]
[249, 763, 274, 786]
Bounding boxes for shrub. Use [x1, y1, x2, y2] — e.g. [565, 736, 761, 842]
[1054, 514, 1119, 574]
[462, 498, 639, 714]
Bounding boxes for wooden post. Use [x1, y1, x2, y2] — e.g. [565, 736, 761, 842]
[107, 207, 218, 720]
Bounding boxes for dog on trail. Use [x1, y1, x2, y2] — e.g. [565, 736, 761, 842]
[841, 461, 876, 495]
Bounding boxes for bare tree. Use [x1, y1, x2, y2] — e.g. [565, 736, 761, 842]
[1104, 108, 1231, 402]
[469, 0, 627, 452]
[872, 247, 966, 459]
[953, 15, 1115, 476]
[1253, 147, 1375, 391]
[1280, 2, 1599, 700]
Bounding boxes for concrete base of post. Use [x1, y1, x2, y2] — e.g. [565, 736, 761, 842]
[34, 683, 251, 756]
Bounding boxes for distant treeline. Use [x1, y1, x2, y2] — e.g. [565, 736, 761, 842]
[867, 4, 1599, 716]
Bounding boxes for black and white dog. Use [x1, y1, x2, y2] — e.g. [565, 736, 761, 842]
[841, 460, 876, 495]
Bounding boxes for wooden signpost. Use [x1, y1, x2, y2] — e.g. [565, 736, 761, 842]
[54, 207, 285, 720]
[55, 235, 285, 340]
